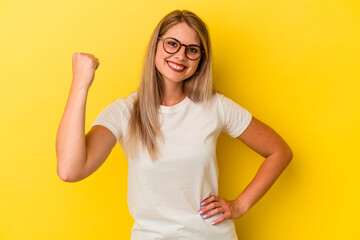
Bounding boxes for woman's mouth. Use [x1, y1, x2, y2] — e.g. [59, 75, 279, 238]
[167, 61, 186, 72]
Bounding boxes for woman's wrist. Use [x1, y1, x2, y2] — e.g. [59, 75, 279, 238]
[233, 197, 250, 218]
[70, 81, 90, 94]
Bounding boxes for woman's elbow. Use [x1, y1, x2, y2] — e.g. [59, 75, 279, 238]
[57, 169, 75, 182]
[57, 163, 83, 183]
[283, 145, 293, 165]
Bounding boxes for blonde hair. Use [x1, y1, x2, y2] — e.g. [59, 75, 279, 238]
[126, 9, 214, 160]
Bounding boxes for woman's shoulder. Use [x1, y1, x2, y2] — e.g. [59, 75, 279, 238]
[212, 91, 245, 105]
[210, 91, 250, 113]
[112, 91, 137, 107]
[101, 91, 137, 116]
[210, 91, 231, 105]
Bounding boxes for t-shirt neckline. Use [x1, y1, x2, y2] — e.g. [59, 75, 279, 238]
[160, 96, 190, 113]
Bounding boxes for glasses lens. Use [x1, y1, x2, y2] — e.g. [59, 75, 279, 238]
[185, 46, 201, 60]
[164, 38, 180, 54]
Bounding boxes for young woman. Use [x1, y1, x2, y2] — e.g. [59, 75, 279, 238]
[56, 9, 293, 239]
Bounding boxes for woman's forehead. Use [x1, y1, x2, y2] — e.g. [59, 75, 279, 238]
[162, 22, 201, 45]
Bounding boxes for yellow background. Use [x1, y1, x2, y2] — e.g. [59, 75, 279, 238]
[1, 0, 359, 239]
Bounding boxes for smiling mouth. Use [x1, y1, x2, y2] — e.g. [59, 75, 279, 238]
[167, 61, 186, 72]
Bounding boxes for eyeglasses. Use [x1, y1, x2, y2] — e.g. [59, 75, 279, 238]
[158, 37, 204, 60]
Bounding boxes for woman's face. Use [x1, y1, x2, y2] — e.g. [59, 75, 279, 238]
[155, 22, 201, 86]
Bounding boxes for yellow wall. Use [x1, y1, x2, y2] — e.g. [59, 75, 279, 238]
[1, 0, 359, 239]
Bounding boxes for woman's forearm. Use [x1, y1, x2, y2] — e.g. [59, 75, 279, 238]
[235, 148, 293, 215]
[55, 85, 89, 181]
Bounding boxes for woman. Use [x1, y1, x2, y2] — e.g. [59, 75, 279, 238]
[56, 9, 293, 239]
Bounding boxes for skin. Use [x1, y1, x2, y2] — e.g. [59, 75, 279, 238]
[56, 22, 292, 227]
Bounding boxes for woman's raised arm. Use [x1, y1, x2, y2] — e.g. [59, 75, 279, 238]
[56, 53, 116, 182]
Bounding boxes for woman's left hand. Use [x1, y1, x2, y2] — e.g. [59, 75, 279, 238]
[198, 195, 247, 225]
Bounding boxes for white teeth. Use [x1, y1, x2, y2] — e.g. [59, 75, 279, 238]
[168, 62, 184, 70]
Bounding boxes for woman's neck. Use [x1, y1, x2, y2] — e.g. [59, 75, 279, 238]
[161, 82, 186, 106]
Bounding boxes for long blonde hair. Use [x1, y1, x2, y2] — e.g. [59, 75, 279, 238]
[126, 10, 214, 160]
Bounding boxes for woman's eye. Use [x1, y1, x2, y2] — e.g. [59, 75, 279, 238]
[188, 47, 198, 54]
[167, 41, 178, 48]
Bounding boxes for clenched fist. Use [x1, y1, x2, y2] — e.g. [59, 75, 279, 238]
[71, 52, 100, 91]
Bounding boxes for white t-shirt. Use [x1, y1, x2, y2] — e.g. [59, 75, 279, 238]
[91, 92, 252, 240]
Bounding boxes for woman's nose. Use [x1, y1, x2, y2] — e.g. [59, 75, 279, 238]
[174, 45, 187, 60]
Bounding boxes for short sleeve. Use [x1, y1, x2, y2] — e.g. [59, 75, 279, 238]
[91, 99, 124, 141]
[217, 93, 252, 138]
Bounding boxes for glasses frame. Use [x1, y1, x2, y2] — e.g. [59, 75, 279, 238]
[158, 37, 204, 60]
